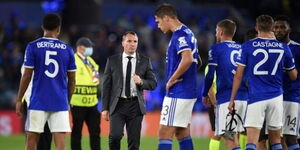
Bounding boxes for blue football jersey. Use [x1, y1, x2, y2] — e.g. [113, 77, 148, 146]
[166, 25, 199, 99]
[237, 37, 295, 104]
[283, 40, 300, 102]
[24, 37, 77, 111]
[208, 41, 248, 104]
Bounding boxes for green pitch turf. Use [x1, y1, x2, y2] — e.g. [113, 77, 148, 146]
[0, 135, 227, 150]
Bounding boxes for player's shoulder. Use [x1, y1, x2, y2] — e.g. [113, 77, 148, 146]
[174, 25, 194, 37]
[288, 40, 300, 47]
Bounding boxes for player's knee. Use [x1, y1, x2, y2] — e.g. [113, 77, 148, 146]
[267, 125, 281, 131]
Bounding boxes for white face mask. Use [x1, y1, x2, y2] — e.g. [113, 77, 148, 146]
[84, 47, 93, 56]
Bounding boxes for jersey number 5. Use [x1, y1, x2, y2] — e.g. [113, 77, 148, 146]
[45, 50, 59, 78]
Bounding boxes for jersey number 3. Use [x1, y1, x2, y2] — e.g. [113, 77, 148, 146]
[45, 50, 59, 78]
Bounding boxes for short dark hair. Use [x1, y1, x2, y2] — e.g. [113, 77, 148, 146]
[256, 15, 274, 32]
[274, 15, 290, 25]
[217, 19, 236, 37]
[155, 3, 177, 19]
[122, 31, 137, 41]
[43, 13, 61, 31]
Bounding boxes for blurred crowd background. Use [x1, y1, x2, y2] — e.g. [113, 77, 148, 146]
[0, 0, 300, 111]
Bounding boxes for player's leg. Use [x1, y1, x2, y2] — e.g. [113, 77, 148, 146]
[71, 106, 86, 150]
[158, 97, 196, 150]
[52, 132, 67, 150]
[257, 121, 268, 150]
[216, 102, 239, 150]
[266, 95, 284, 150]
[244, 100, 267, 149]
[26, 132, 40, 150]
[48, 111, 71, 150]
[175, 125, 193, 150]
[25, 110, 48, 150]
[282, 101, 300, 150]
[37, 122, 52, 150]
[86, 105, 101, 150]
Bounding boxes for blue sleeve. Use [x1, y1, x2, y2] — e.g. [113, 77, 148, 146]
[175, 32, 193, 54]
[284, 45, 295, 70]
[202, 65, 216, 97]
[23, 43, 35, 68]
[208, 44, 218, 66]
[68, 47, 77, 72]
[236, 43, 247, 66]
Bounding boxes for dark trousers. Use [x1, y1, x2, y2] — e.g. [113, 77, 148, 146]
[71, 105, 101, 150]
[109, 98, 143, 150]
[23, 101, 52, 150]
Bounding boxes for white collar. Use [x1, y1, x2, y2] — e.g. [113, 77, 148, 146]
[42, 37, 58, 40]
[122, 52, 136, 59]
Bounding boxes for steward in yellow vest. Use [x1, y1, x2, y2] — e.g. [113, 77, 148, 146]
[70, 37, 101, 150]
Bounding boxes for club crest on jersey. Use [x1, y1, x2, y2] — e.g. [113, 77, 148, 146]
[178, 37, 188, 48]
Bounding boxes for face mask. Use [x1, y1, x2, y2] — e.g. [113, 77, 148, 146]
[84, 47, 93, 56]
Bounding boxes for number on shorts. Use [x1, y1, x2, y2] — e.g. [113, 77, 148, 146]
[287, 115, 296, 127]
[162, 105, 169, 116]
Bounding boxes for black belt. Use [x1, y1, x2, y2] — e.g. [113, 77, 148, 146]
[119, 96, 138, 101]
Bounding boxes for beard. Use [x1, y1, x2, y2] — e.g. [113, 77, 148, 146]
[275, 33, 288, 42]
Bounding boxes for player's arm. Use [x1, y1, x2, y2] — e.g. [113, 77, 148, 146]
[16, 68, 33, 117]
[202, 65, 216, 107]
[228, 64, 245, 112]
[166, 50, 193, 91]
[287, 68, 298, 80]
[67, 71, 76, 102]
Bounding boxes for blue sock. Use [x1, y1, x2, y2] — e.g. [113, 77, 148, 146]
[158, 139, 172, 150]
[179, 136, 194, 150]
[288, 143, 300, 150]
[232, 147, 241, 150]
[271, 143, 283, 150]
[246, 143, 256, 150]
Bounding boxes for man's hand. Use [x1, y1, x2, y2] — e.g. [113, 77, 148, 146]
[133, 74, 142, 85]
[228, 100, 235, 112]
[202, 96, 212, 107]
[16, 101, 24, 117]
[166, 78, 183, 92]
[101, 110, 110, 121]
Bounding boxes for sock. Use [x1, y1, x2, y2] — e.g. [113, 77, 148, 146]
[246, 143, 256, 150]
[209, 138, 220, 150]
[288, 143, 300, 150]
[239, 134, 247, 150]
[232, 147, 241, 150]
[271, 143, 283, 150]
[179, 136, 194, 150]
[158, 139, 172, 150]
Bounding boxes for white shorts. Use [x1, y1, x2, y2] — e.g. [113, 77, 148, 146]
[282, 101, 300, 136]
[215, 100, 247, 136]
[244, 95, 283, 129]
[160, 97, 196, 127]
[25, 110, 71, 133]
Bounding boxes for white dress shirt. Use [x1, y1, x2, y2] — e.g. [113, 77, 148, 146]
[121, 52, 137, 98]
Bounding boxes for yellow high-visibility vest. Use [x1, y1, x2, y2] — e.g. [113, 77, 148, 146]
[71, 54, 99, 107]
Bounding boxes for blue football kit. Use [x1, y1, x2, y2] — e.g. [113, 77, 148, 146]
[237, 37, 295, 104]
[203, 41, 248, 104]
[165, 25, 199, 99]
[283, 40, 300, 102]
[23, 37, 76, 111]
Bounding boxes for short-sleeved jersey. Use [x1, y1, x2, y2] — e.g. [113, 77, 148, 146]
[283, 40, 300, 102]
[237, 37, 295, 104]
[23, 37, 77, 111]
[208, 41, 248, 104]
[166, 25, 199, 99]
